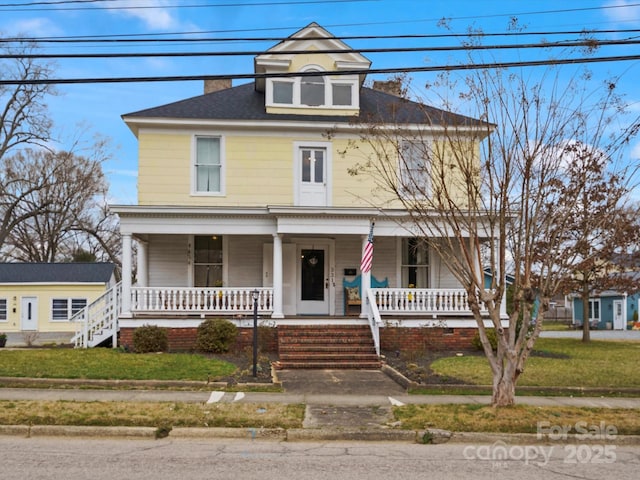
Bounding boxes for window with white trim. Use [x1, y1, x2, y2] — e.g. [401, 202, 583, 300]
[267, 68, 358, 109]
[51, 298, 87, 321]
[399, 140, 431, 198]
[301, 71, 325, 106]
[195, 136, 222, 194]
[273, 80, 294, 104]
[401, 238, 430, 288]
[0, 298, 7, 321]
[588, 299, 601, 323]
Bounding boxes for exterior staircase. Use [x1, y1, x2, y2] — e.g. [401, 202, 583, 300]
[276, 325, 382, 369]
[70, 282, 121, 348]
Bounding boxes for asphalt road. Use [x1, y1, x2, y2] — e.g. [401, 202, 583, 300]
[0, 436, 637, 480]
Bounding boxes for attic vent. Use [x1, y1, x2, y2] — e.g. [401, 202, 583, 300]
[204, 79, 232, 94]
[372, 80, 403, 97]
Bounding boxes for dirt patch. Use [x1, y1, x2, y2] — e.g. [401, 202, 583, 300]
[212, 351, 278, 384]
[382, 349, 479, 385]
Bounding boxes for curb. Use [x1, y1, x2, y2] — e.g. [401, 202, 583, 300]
[0, 376, 277, 391]
[2, 424, 639, 445]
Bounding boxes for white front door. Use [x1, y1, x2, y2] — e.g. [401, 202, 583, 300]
[21, 297, 38, 331]
[297, 245, 329, 315]
[298, 147, 327, 206]
[613, 300, 625, 330]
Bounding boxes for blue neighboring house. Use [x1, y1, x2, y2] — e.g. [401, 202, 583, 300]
[571, 272, 640, 330]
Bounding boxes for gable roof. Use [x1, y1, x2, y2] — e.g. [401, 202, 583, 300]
[0, 263, 116, 284]
[123, 81, 482, 128]
[253, 22, 371, 91]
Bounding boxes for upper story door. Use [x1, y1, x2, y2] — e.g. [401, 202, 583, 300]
[295, 142, 331, 206]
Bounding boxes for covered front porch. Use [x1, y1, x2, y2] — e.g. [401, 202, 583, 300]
[114, 205, 501, 321]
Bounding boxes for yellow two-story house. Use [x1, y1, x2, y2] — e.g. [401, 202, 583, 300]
[91, 23, 502, 364]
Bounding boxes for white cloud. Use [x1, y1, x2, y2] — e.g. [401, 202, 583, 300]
[114, 0, 178, 30]
[603, 0, 640, 24]
[3, 17, 62, 37]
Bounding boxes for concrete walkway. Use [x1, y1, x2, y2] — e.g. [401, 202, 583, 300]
[0, 369, 638, 409]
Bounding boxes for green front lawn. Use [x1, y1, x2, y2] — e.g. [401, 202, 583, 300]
[430, 338, 640, 389]
[0, 349, 236, 382]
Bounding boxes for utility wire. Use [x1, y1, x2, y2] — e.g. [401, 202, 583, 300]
[0, 38, 637, 60]
[0, 0, 637, 19]
[2, 53, 639, 85]
[3, 28, 639, 45]
[0, 0, 374, 11]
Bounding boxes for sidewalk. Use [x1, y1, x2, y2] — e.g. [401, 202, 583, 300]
[0, 369, 638, 443]
[1, 369, 638, 408]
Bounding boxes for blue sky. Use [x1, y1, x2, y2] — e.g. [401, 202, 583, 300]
[1, 0, 639, 204]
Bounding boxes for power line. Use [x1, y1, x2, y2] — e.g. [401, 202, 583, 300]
[0, 0, 637, 18]
[4, 28, 640, 45]
[1, 38, 638, 60]
[2, 53, 639, 85]
[0, 0, 373, 11]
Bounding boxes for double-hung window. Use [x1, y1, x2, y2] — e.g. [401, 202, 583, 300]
[0, 298, 7, 321]
[52, 298, 87, 321]
[195, 137, 222, 194]
[399, 140, 431, 198]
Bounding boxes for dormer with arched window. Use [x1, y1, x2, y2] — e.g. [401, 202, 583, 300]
[255, 23, 371, 116]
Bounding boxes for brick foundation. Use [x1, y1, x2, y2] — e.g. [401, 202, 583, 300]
[380, 326, 476, 352]
[119, 326, 279, 353]
[120, 325, 475, 353]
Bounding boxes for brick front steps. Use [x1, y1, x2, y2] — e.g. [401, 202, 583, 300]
[275, 325, 382, 369]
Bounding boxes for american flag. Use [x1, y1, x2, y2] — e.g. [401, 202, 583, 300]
[360, 223, 374, 273]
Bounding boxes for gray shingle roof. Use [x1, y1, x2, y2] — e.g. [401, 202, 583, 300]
[0, 263, 115, 284]
[123, 82, 482, 127]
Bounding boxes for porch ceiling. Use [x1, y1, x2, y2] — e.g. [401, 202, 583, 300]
[111, 204, 492, 238]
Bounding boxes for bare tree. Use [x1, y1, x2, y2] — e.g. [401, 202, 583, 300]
[0, 38, 56, 252]
[0, 39, 55, 160]
[346, 65, 640, 406]
[2, 146, 120, 270]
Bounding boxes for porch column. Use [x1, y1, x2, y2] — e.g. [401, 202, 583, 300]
[360, 234, 371, 318]
[121, 233, 133, 317]
[136, 238, 148, 287]
[271, 233, 284, 318]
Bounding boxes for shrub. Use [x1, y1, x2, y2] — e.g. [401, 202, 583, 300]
[132, 324, 169, 353]
[196, 318, 238, 353]
[471, 328, 498, 352]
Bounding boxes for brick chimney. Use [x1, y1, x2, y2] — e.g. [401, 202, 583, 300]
[204, 79, 232, 94]
[372, 79, 403, 97]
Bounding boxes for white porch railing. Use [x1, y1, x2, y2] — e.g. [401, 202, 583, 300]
[371, 288, 488, 316]
[131, 287, 273, 314]
[365, 288, 384, 356]
[71, 282, 122, 348]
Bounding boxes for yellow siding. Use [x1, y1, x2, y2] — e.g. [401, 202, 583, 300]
[136, 130, 480, 209]
[0, 284, 107, 333]
[138, 133, 191, 205]
[289, 51, 335, 72]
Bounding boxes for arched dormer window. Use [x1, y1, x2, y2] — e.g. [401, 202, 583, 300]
[267, 65, 358, 110]
[301, 69, 324, 106]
